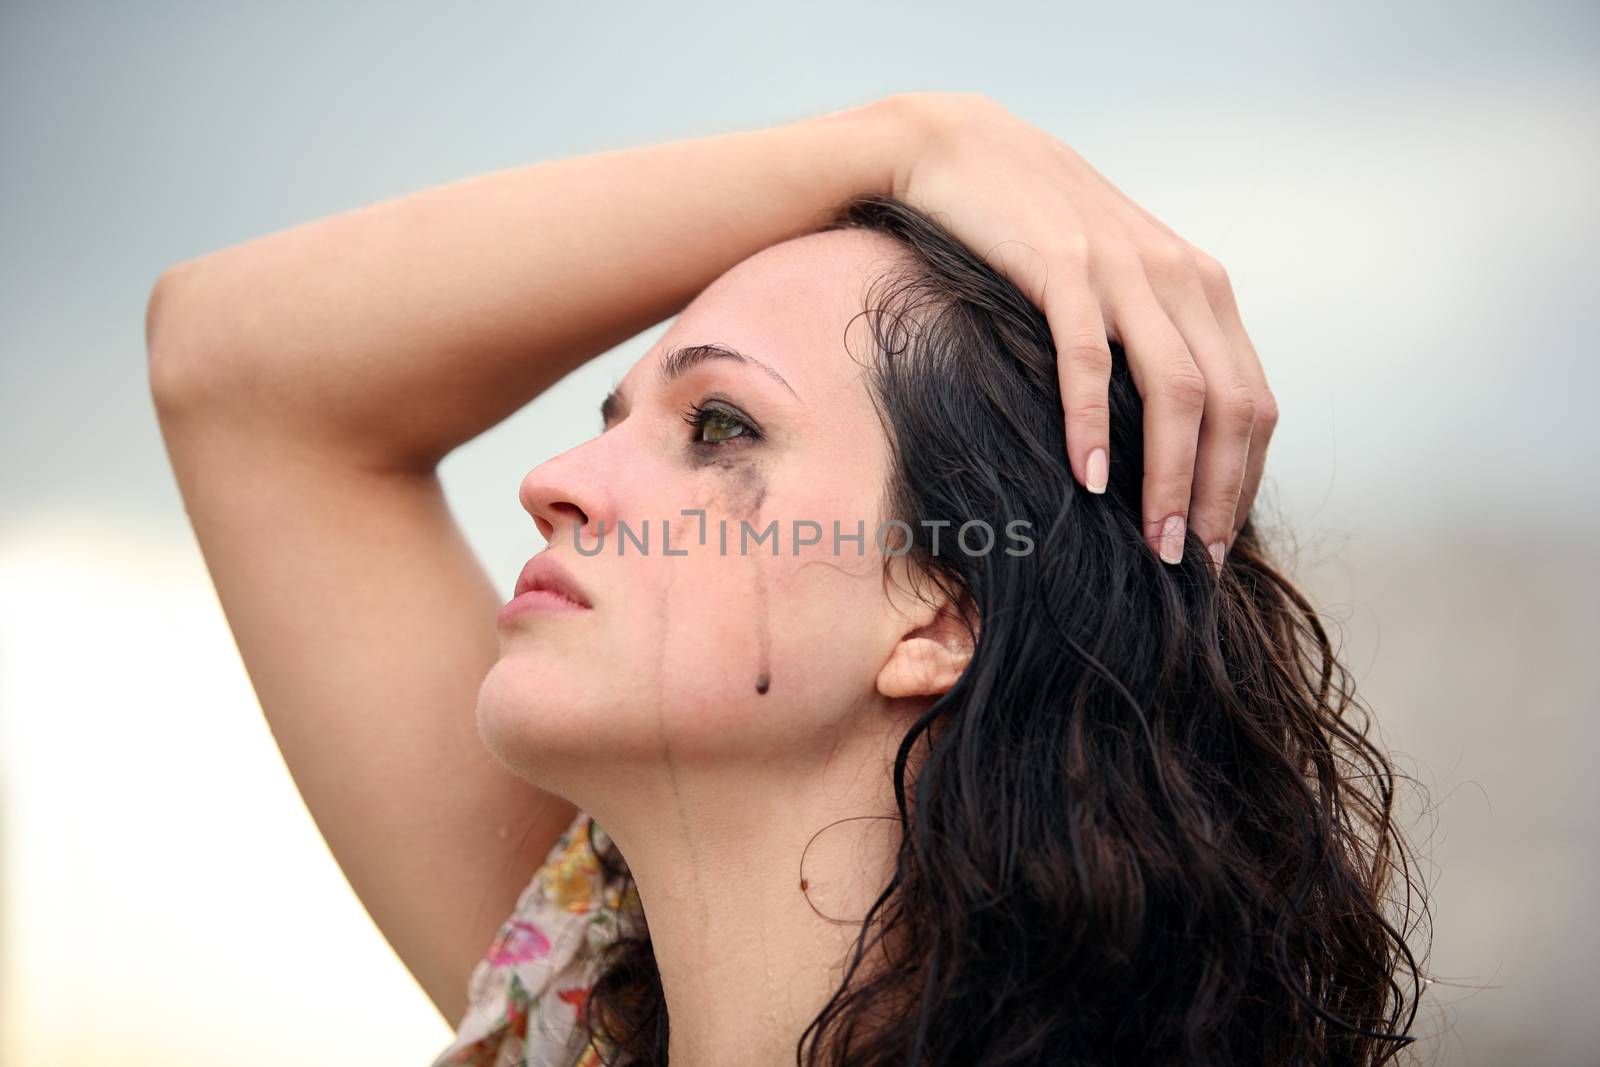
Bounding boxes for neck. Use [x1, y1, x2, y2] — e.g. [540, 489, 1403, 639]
[583, 733, 907, 1065]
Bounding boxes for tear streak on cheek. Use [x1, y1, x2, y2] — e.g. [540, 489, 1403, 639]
[743, 467, 772, 696]
[699, 457, 774, 696]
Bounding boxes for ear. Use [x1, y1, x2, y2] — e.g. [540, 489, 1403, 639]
[876, 595, 977, 701]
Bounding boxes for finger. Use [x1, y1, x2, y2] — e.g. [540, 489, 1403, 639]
[1043, 266, 1114, 495]
[1160, 284, 1254, 574]
[1203, 266, 1277, 548]
[1108, 281, 1205, 566]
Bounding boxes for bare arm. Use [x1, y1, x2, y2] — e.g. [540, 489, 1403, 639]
[145, 95, 925, 1025]
[148, 95, 923, 474]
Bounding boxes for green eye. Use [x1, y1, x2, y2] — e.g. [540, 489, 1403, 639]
[681, 401, 759, 446]
[699, 410, 746, 443]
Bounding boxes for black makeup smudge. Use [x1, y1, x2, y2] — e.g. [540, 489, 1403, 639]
[741, 467, 772, 696]
[749, 485, 771, 696]
[695, 452, 772, 695]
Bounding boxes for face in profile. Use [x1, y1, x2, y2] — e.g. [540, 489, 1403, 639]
[475, 229, 970, 812]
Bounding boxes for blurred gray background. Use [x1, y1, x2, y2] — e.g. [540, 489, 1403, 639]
[2, 1, 1594, 1063]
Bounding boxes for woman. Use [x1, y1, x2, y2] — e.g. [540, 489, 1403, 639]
[147, 93, 1426, 1065]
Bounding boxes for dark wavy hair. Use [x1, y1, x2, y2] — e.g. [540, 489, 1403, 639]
[576, 193, 1432, 1066]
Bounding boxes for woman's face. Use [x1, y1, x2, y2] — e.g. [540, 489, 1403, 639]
[477, 229, 953, 799]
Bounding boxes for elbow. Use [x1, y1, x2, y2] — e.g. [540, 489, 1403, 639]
[145, 261, 218, 420]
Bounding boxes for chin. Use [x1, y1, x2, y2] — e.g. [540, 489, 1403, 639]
[475, 658, 602, 783]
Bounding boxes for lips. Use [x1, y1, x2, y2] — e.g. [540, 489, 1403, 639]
[512, 554, 593, 608]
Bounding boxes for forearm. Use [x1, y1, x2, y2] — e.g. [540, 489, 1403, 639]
[146, 95, 925, 474]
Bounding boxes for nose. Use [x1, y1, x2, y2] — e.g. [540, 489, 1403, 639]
[518, 445, 610, 547]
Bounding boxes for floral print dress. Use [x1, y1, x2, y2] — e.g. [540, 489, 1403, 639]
[431, 809, 645, 1067]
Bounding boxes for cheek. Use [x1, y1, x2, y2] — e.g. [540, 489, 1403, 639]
[765, 547, 891, 697]
[631, 549, 781, 741]
[646, 530, 892, 751]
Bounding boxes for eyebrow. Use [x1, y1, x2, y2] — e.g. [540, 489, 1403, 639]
[600, 342, 797, 429]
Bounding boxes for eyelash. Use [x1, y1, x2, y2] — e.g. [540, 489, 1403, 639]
[679, 399, 761, 448]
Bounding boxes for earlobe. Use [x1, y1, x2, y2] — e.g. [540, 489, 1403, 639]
[875, 602, 976, 700]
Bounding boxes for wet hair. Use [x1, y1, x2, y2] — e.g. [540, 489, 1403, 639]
[578, 193, 1432, 1065]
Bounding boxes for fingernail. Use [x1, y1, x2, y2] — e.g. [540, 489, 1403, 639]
[1209, 540, 1226, 572]
[1086, 448, 1107, 494]
[1159, 514, 1186, 564]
